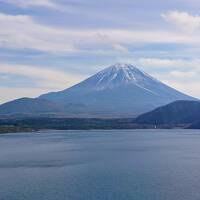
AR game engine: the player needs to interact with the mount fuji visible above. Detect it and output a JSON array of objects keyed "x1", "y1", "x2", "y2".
[{"x1": 0, "y1": 63, "x2": 196, "y2": 117}]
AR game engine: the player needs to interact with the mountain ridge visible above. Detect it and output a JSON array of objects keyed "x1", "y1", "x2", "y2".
[
  {"x1": 0, "y1": 63, "x2": 196, "y2": 118},
  {"x1": 134, "y1": 100, "x2": 200, "y2": 126}
]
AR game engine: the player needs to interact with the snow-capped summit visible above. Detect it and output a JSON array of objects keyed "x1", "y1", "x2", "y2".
[
  {"x1": 38, "y1": 63, "x2": 195, "y2": 117},
  {"x1": 92, "y1": 63, "x2": 160, "y2": 90}
]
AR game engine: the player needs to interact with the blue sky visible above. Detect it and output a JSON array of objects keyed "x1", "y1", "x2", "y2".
[{"x1": 0, "y1": 0, "x2": 200, "y2": 103}]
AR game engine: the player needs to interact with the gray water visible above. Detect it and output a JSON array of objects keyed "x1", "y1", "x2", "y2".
[{"x1": 1, "y1": 129, "x2": 200, "y2": 200}]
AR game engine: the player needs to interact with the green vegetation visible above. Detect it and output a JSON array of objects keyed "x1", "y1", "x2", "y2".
[
  {"x1": 0, "y1": 125, "x2": 35, "y2": 134},
  {"x1": 0, "y1": 117, "x2": 155, "y2": 133},
  {"x1": 0, "y1": 113, "x2": 192, "y2": 134}
]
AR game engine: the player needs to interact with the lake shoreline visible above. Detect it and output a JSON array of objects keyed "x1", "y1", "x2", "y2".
[
  {"x1": 0, "y1": 117, "x2": 191, "y2": 134},
  {"x1": 0, "y1": 126, "x2": 191, "y2": 134}
]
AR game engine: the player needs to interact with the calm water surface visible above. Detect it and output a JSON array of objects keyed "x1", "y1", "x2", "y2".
[{"x1": 1, "y1": 129, "x2": 200, "y2": 200}]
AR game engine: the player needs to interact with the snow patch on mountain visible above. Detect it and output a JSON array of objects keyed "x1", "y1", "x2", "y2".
[{"x1": 89, "y1": 63, "x2": 161, "y2": 92}]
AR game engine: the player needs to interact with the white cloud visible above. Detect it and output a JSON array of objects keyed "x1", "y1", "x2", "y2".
[
  {"x1": 118, "y1": 57, "x2": 200, "y2": 71},
  {"x1": 92, "y1": 29, "x2": 193, "y2": 45},
  {"x1": 162, "y1": 11, "x2": 200, "y2": 32},
  {"x1": 136, "y1": 58, "x2": 198, "y2": 69},
  {"x1": 0, "y1": 0, "x2": 60, "y2": 9},
  {"x1": 0, "y1": 12, "x2": 198, "y2": 54},
  {"x1": 112, "y1": 44, "x2": 129, "y2": 53},
  {"x1": 0, "y1": 86, "x2": 52, "y2": 104},
  {"x1": 0, "y1": 13, "x2": 77, "y2": 53},
  {"x1": 0, "y1": 63, "x2": 85, "y2": 90}
]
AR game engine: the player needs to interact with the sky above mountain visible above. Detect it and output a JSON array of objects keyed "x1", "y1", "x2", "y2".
[{"x1": 0, "y1": 0, "x2": 200, "y2": 103}]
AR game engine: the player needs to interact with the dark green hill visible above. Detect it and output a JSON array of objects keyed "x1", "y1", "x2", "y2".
[
  {"x1": 187, "y1": 121, "x2": 200, "y2": 129},
  {"x1": 134, "y1": 100, "x2": 200, "y2": 126}
]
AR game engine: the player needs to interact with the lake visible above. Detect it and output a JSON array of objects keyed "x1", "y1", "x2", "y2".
[{"x1": 1, "y1": 129, "x2": 200, "y2": 200}]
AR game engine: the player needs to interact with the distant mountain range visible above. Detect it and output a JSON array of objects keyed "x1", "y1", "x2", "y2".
[
  {"x1": 134, "y1": 100, "x2": 200, "y2": 128},
  {"x1": 0, "y1": 63, "x2": 196, "y2": 118}
]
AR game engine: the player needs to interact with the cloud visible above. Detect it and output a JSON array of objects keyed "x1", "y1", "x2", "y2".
[
  {"x1": 162, "y1": 11, "x2": 200, "y2": 32},
  {"x1": 0, "y1": 63, "x2": 85, "y2": 90},
  {"x1": 0, "y1": 0, "x2": 61, "y2": 9},
  {"x1": 118, "y1": 57, "x2": 200, "y2": 71},
  {"x1": 0, "y1": 13, "x2": 77, "y2": 53},
  {"x1": 0, "y1": 86, "x2": 52, "y2": 104},
  {"x1": 0, "y1": 12, "x2": 197, "y2": 54},
  {"x1": 93, "y1": 29, "x2": 193, "y2": 45},
  {"x1": 136, "y1": 58, "x2": 200, "y2": 73},
  {"x1": 112, "y1": 44, "x2": 129, "y2": 53}
]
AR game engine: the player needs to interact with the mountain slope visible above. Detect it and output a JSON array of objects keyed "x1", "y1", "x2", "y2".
[
  {"x1": 0, "y1": 63, "x2": 196, "y2": 117},
  {"x1": 39, "y1": 63, "x2": 195, "y2": 117},
  {"x1": 0, "y1": 98, "x2": 63, "y2": 115},
  {"x1": 134, "y1": 100, "x2": 200, "y2": 125}
]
